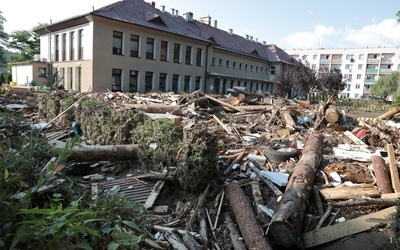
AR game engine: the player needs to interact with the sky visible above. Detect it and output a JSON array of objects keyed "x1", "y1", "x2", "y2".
[{"x1": 2, "y1": 0, "x2": 400, "y2": 50}]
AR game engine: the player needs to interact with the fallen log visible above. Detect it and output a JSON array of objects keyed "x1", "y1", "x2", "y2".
[
  {"x1": 226, "y1": 181, "x2": 273, "y2": 250},
  {"x1": 377, "y1": 106, "x2": 400, "y2": 120},
  {"x1": 324, "y1": 106, "x2": 339, "y2": 123},
  {"x1": 329, "y1": 197, "x2": 399, "y2": 208},
  {"x1": 223, "y1": 212, "x2": 247, "y2": 250},
  {"x1": 121, "y1": 103, "x2": 184, "y2": 115},
  {"x1": 268, "y1": 132, "x2": 324, "y2": 248},
  {"x1": 371, "y1": 155, "x2": 393, "y2": 193},
  {"x1": 69, "y1": 144, "x2": 139, "y2": 161}
]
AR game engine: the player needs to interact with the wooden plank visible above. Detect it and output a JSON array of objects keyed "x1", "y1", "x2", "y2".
[
  {"x1": 144, "y1": 180, "x2": 165, "y2": 209},
  {"x1": 387, "y1": 144, "x2": 400, "y2": 193},
  {"x1": 319, "y1": 185, "x2": 380, "y2": 200},
  {"x1": 302, "y1": 206, "x2": 396, "y2": 248},
  {"x1": 343, "y1": 131, "x2": 368, "y2": 147}
]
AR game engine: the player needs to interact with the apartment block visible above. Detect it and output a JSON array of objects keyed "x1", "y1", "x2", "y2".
[
  {"x1": 31, "y1": 0, "x2": 296, "y2": 94},
  {"x1": 286, "y1": 47, "x2": 400, "y2": 99}
]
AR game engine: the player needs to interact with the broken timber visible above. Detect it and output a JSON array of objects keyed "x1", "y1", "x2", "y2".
[
  {"x1": 226, "y1": 181, "x2": 273, "y2": 250},
  {"x1": 268, "y1": 132, "x2": 324, "y2": 248},
  {"x1": 69, "y1": 144, "x2": 139, "y2": 161},
  {"x1": 371, "y1": 155, "x2": 393, "y2": 194},
  {"x1": 302, "y1": 206, "x2": 396, "y2": 248}
]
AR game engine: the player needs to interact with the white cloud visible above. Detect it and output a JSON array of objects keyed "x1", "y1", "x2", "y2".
[
  {"x1": 281, "y1": 18, "x2": 400, "y2": 49},
  {"x1": 281, "y1": 25, "x2": 339, "y2": 49},
  {"x1": 343, "y1": 18, "x2": 400, "y2": 47}
]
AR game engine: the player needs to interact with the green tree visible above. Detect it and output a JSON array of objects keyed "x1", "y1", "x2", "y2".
[
  {"x1": 7, "y1": 29, "x2": 39, "y2": 62},
  {"x1": 397, "y1": 10, "x2": 400, "y2": 22},
  {"x1": 273, "y1": 62, "x2": 318, "y2": 98},
  {"x1": 7, "y1": 72, "x2": 11, "y2": 83},
  {"x1": 0, "y1": 10, "x2": 8, "y2": 65},
  {"x1": 370, "y1": 71, "x2": 400, "y2": 98},
  {"x1": 317, "y1": 68, "x2": 346, "y2": 96},
  {"x1": 0, "y1": 72, "x2": 4, "y2": 84}
]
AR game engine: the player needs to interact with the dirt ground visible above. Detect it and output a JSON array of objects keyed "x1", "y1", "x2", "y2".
[{"x1": 345, "y1": 109, "x2": 386, "y2": 119}]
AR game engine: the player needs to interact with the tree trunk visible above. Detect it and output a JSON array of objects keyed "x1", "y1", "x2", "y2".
[
  {"x1": 226, "y1": 182, "x2": 273, "y2": 250},
  {"x1": 122, "y1": 103, "x2": 184, "y2": 115},
  {"x1": 69, "y1": 144, "x2": 139, "y2": 161},
  {"x1": 325, "y1": 106, "x2": 339, "y2": 123},
  {"x1": 377, "y1": 106, "x2": 400, "y2": 120},
  {"x1": 371, "y1": 155, "x2": 393, "y2": 193},
  {"x1": 268, "y1": 132, "x2": 324, "y2": 248}
]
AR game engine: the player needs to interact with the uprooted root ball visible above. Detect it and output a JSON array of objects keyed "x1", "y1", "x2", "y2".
[
  {"x1": 175, "y1": 126, "x2": 221, "y2": 193},
  {"x1": 132, "y1": 116, "x2": 183, "y2": 172}
]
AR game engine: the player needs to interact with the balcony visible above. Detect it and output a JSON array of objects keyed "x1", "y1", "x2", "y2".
[
  {"x1": 320, "y1": 59, "x2": 330, "y2": 64},
  {"x1": 365, "y1": 78, "x2": 377, "y2": 83},
  {"x1": 366, "y1": 69, "x2": 378, "y2": 73},
  {"x1": 331, "y1": 59, "x2": 342, "y2": 64},
  {"x1": 379, "y1": 68, "x2": 392, "y2": 74},
  {"x1": 367, "y1": 59, "x2": 379, "y2": 64}
]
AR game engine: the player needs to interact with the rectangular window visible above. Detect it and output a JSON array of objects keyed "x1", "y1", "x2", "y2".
[
  {"x1": 357, "y1": 74, "x2": 362, "y2": 79},
  {"x1": 173, "y1": 43, "x2": 181, "y2": 63},
  {"x1": 233, "y1": 62, "x2": 237, "y2": 69},
  {"x1": 145, "y1": 71, "x2": 153, "y2": 92},
  {"x1": 195, "y1": 76, "x2": 201, "y2": 90},
  {"x1": 245, "y1": 64, "x2": 248, "y2": 71},
  {"x1": 112, "y1": 68, "x2": 122, "y2": 92},
  {"x1": 355, "y1": 84, "x2": 360, "y2": 89},
  {"x1": 78, "y1": 29, "x2": 83, "y2": 60},
  {"x1": 313, "y1": 55, "x2": 317, "y2": 60},
  {"x1": 38, "y1": 67, "x2": 47, "y2": 77},
  {"x1": 196, "y1": 48, "x2": 202, "y2": 66},
  {"x1": 113, "y1": 31, "x2": 123, "y2": 55},
  {"x1": 271, "y1": 66, "x2": 275, "y2": 75},
  {"x1": 62, "y1": 34, "x2": 66, "y2": 61},
  {"x1": 146, "y1": 38, "x2": 155, "y2": 59},
  {"x1": 358, "y1": 64, "x2": 363, "y2": 70},
  {"x1": 359, "y1": 54, "x2": 364, "y2": 60},
  {"x1": 129, "y1": 70, "x2": 138, "y2": 92},
  {"x1": 212, "y1": 57, "x2": 216, "y2": 65},
  {"x1": 219, "y1": 59, "x2": 223, "y2": 66},
  {"x1": 159, "y1": 73, "x2": 167, "y2": 91},
  {"x1": 70, "y1": 31, "x2": 75, "y2": 60},
  {"x1": 55, "y1": 35, "x2": 60, "y2": 61},
  {"x1": 130, "y1": 34, "x2": 139, "y2": 57},
  {"x1": 161, "y1": 40, "x2": 168, "y2": 61},
  {"x1": 239, "y1": 63, "x2": 242, "y2": 70},
  {"x1": 172, "y1": 74, "x2": 179, "y2": 92},
  {"x1": 184, "y1": 75, "x2": 191, "y2": 92},
  {"x1": 185, "y1": 46, "x2": 192, "y2": 65},
  {"x1": 226, "y1": 60, "x2": 230, "y2": 67},
  {"x1": 345, "y1": 64, "x2": 351, "y2": 69},
  {"x1": 346, "y1": 54, "x2": 354, "y2": 60}
]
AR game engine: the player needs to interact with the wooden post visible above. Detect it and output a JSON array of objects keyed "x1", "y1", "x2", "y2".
[
  {"x1": 387, "y1": 144, "x2": 400, "y2": 193},
  {"x1": 371, "y1": 155, "x2": 393, "y2": 194},
  {"x1": 268, "y1": 132, "x2": 324, "y2": 248},
  {"x1": 226, "y1": 181, "x2": 273, "y2": 250},
  {"x1": 377, "y1": 106, "x2": 400, "y2": 120}
]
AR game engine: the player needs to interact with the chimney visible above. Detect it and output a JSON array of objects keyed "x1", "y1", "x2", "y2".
[
  {"x1": 246, "y1": 34, "x2": 249, "y2": 40},
  {"x1": 214, "y1": 20, "x2": 217, "y2": 28},
  {"x1": 150, "y1": 1, "x2": 155, "y2": 7},
  {"x1": 161, "y1": 5, "x2": 165, "y2": 13},
  {"x1": 250, "y1": 36, "x2": 253, "y2": 41},
  {"x1": 171, "y1": 8, "x2": 175, "y2": 15},
  {"x1": 255, "y1": 38, "x2": 258, "y2": 42},
  {"x1": 229, "y1": 29, "x2": 233, "y2": 35},
  {"x1": 263, "y1": 41, "x2": 266, "y2": 46},
  {"x1": 185, "y1": 12, "x2": 193, "y2": 22},
  {"x1": 175, "y1": 10, "x2": 179, "y2": 16}
]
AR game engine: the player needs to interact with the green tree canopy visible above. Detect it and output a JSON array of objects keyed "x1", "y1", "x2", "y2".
[
  {"x1": 370, "y1": 71, "x2": 400, "y2": 98},
  {"x1": 0, "y1": 10, "x2": 8, "y2": 65},
  {"x1": 317, "y1": 68, "x2": 346, "y2": 96},
  {"x1": 397, "y1": 10, "x2": 400, "y2": 22},
  {"x1": 7, "y1": 29, "x2": 39, "y2": 62}
]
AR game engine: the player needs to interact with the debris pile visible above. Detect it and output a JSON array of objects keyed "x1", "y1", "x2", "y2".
[{"x1": 1, "y1": 87, "x2": 400, "y2": 249}]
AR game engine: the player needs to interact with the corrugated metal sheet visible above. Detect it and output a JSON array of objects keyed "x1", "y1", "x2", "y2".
[{"x1": 99, "y1": 177, "x2": 155, "y2": 203}]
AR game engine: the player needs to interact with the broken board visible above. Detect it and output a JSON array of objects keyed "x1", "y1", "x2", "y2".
[{"x1": 302, "y1": 206, "x2": 396, "y2": 248}]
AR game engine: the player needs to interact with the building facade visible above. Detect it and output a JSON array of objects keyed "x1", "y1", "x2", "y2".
[
  {"x1": 33, "y1": 0, "x2": 295, "y2": 94},
  {"x1": 286, "y1": 47, "x2": 400, "y2": 99}
]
